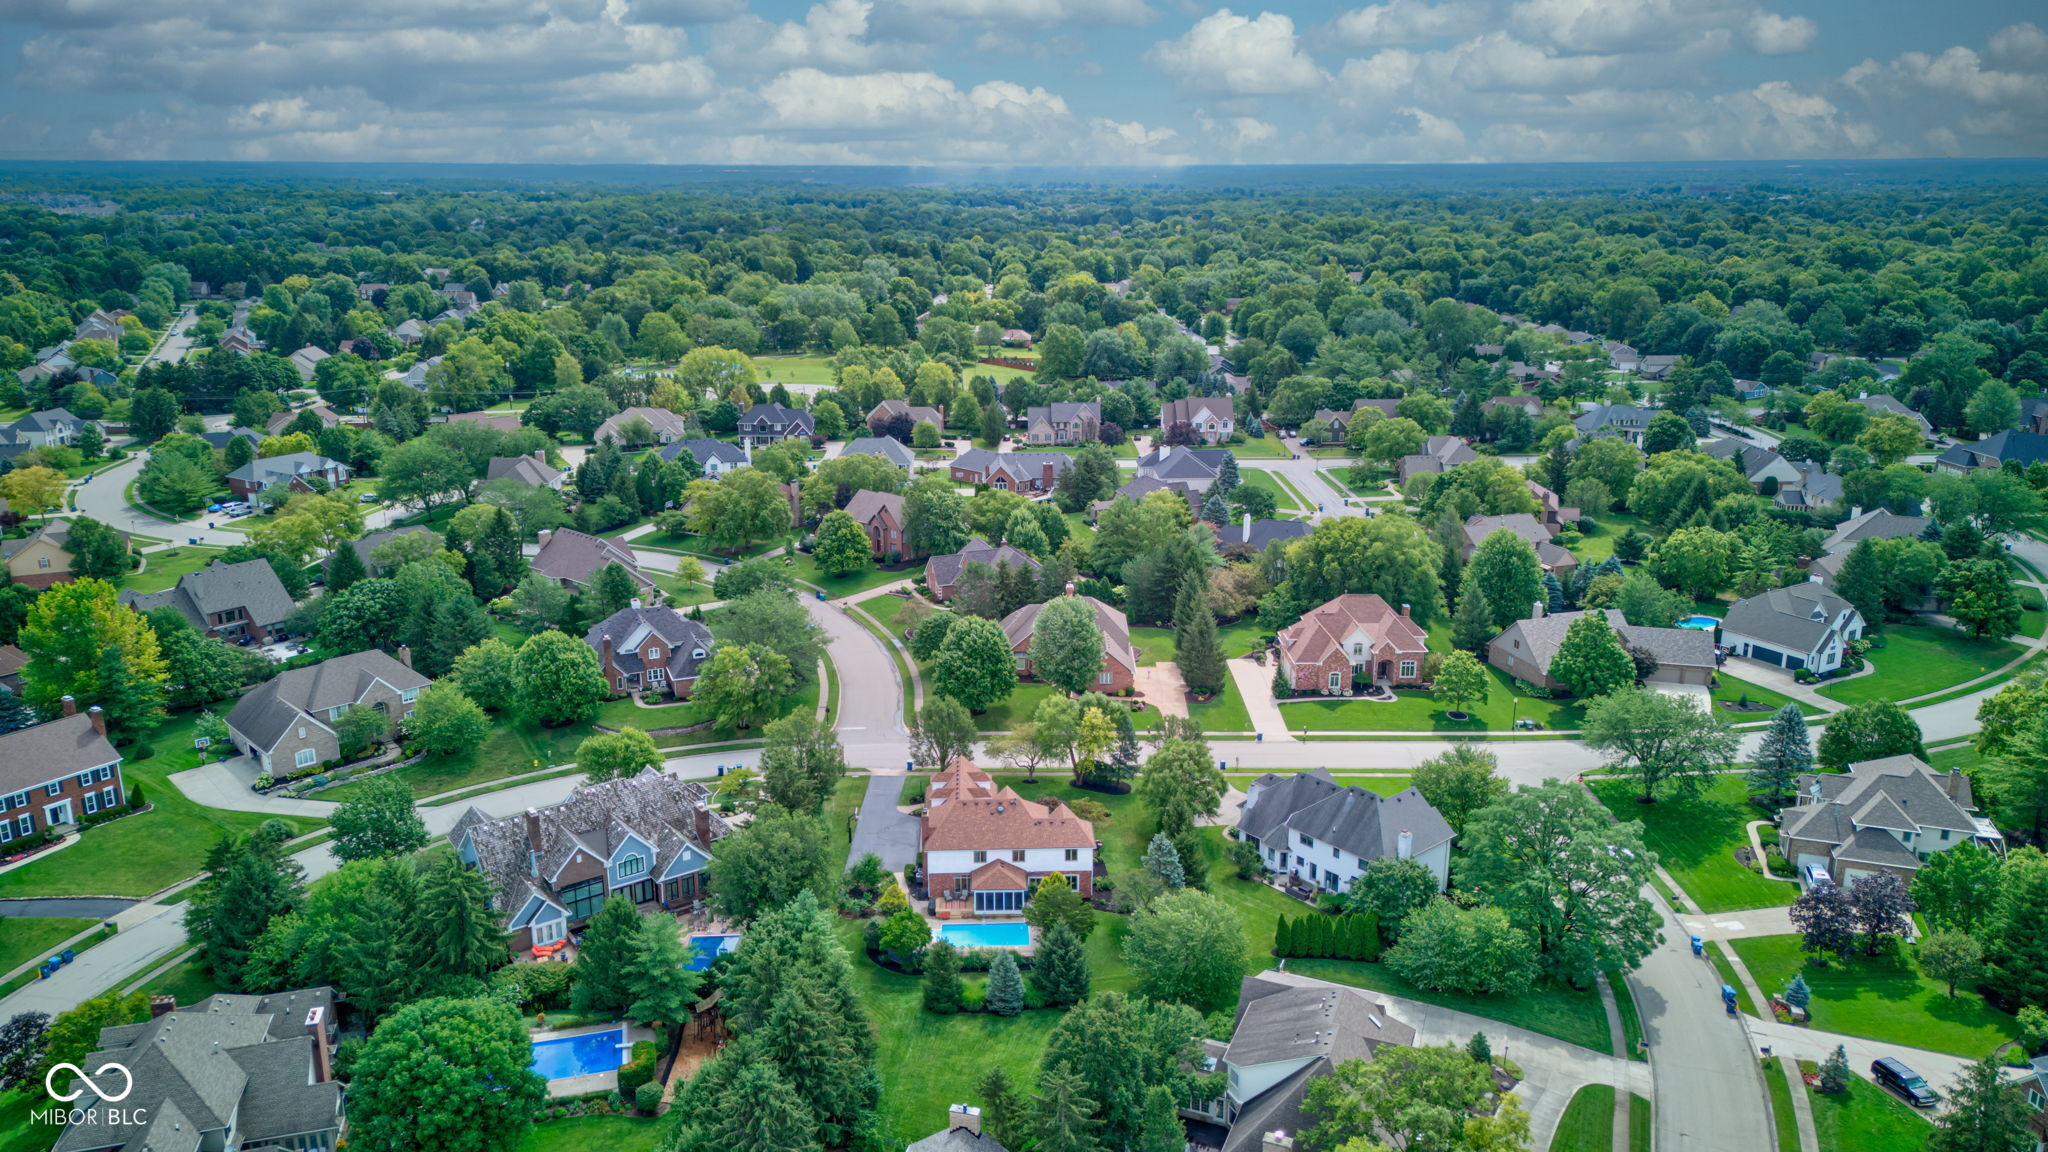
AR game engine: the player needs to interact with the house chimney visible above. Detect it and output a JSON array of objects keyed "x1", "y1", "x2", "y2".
[
  {"x1": 1948, "y1": 767, "x2": 1965, "y2": 801},
  {"x1": 948, "y1": 1105, "x2": 982, "y2": 1135},
  {"x1": 1262, "y1": 1132, "x2": 1295, "y2": 1152},
  {"x1": 1534, "y1": 600, "x2": 1545, "y2": 619},
  {"x1": 524, "y1": 809, "x2": 543, "y2": 853},
  {"x1": 61, "y1": 694, "x2": 76, "y2": 717},
  {"x1": 537, "y1": 529, "x2": 552, "y2": 548},
  {"x1": 602, "y1": 634, "x2": 615, "y2": 670},
  {"x1": 1397, "y1": 830, "x2": 1413, "y2": 859},
  {"x1": 149, "y1": 995, "x2": 177, "y2": 1019},
  {"x1": 306, "y1": 1007, "x2": 331, "y2": 1083},
  {"x1": 1849, "y1": 506, "x2": 1863, "y2": 520},
  {"x1": 397, "y1": 645, "x2": 412, "y2": 669},
  {"x1": 630, "y1": 597, "x2": 642, "y2": 611},
  {"x1": 87, "y1": 706, "x2": 106, "y2": 737},
  {"x1": 1243, "y1": 512, "x2": 1252, "y2": 536},
  {"x1": 692, "y1": 804, "x2": 715, "y2": 850},
  {"x1": 1158, "y1": 444, "x2": 1170, "y2": 461},
  {"x1": 1399, "y1": 603, "x2": 1410, "y2": 618},
  {"x1": 1064, "y1": 582, "x2": 1077, "y2": 597}
]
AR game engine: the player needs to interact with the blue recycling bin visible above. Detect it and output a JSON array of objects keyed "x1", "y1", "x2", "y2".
[
  {"x1": 60, "y1": 949, "x2": 74, "y2": 963},
  {"x1": 1690, "y1": 935, "x2": 1704, "y2": 956}
]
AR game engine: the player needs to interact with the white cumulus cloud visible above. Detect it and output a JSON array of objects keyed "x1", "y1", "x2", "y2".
[{"x1": 1150, "y1": 9, "x2": 1327, "y2": 94}]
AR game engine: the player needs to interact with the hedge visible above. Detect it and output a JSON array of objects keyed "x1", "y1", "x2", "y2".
[{"x1": 1274, "y1": 912, "x2": 1381, "y2": 961}]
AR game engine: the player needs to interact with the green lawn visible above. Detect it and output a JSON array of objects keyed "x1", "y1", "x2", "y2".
[
  {"x1": 1282, "y1": 662, "x2": 1586, "y2": 734},
  {"x1": 1607, "y1": 971, "x2": 1645, "y2": 1061},
  {"x1": 1291, "y1": 958, "x2": 1613, "y2": 1053},
  {"x1": 1760, "y1": 1057, "x2": 1801, "y2": 1152},
  {"x1": 866, "y1": 592, "x2": 922, "y2": 647},
  {"x1": 2019, "y1": 585, "x2": 2044, "y2": 640},
  {"x1": 1817, "y1": 624, "x2": 2026, "y2": 706},
  {"x1": 785, "y1": 552, "x2": 918, "y2": 598},
  {"x1": 1569, "y1": 512, "x2": 1657, "y2": 566},
  {"x1": 1732, "y1": 934, "x2": 2019, "y2": 1058},
  {"x1": 1013, "y1": 440, "x2": 1138, "y2": 459},
  {"x1": 1189, "y1": 677, "x2": 1254, "y2": 734},
  {"x1": 123, "y1": 544, "x2": 227, "y2": 593},
  {"x1": 0, "y1": 715, "x2": 321, "y2": 899},
  {"x1": 1237, "y1": 469, "x2": 1307, "y2": 511},
  {"x1": 648, "y1": 574, "x2": 716, "y2": 606},
  {"x1": 517, "y1": 1116, "x2": 663, "y2": 1152},
  {"x1": 1131, "y1": 621, "x2": 1268, "y2": 666},
  {"x1": 1549, "y1": 1084, "x2": 1616, "y2": 1152},
  {"x1": 1710, "y1": 672, "x2": 1820, "y2": 718},
  {"x1": 1224, "y1": 437, "x2": 1299, "y2": 459},
  {"x1": 1590, "y1": 776, "x2": 1795, "y2": 914},
  {"x1": 315, "y1": 716, "x2": 591, "y2": 803},
  {"x1": 1627, "y1": 1094, "x2": 1650, "y2": 1152},
  {"x1": 124, "y1": 955, "x2": 222, "y2": 1005},
  {"x1": 1706, "y1": 942, "x2": 1758, "y2": 1016},
  {"x1": 749, "y1": 354, "x2": 843, "y2": 386},
  {"x1": 1800, "y1": 1061, "x2": 1934, "y2": 1152},
  {"x1": 0, "y1": 1088, "x2": 59, "y2": 1152},
  {"x1": 0, "y1": 916, "x2": 96, "y2": 975}
]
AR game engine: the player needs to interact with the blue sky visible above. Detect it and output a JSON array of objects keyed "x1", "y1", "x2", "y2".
[{"x1": 0, "y1": 0, "x2": 2040, "y2": 164}]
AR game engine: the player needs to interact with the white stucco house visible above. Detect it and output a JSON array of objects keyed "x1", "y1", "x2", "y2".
[{"x1": 1235, "y1": 767, "x2": 1455, "y2": 894}]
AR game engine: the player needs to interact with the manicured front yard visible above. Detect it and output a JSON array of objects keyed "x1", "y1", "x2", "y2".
[
  {"x1": 1189, "y1": 678, "x2": 1254, "y2": 733},
  {"x1": 1590, "y1": 775, "x2": 1795, "y2": 914},
  {"x1": 0, "y1": 1089, "x2": 57, "y2": 1152},
  {"x1": 785, "y1": 552, "x2": 919, "y2": 598},
  {"x1": 125, "y1": 955, "x2": 222, "y2": 1004},
  {"x1": 1710, "y1": 671, "x2": 1820, "y2": 718},
  {"x1": 1223, "y1": 436, "x2": 1300, "y2": 459},
  {"x1": 1291, "y1": 958, "x2": 1613, "y2": 1053},
  {"x1": 315, "y1": 717, "x2": 591, "y2": 802},
  {"x1": 1549, "y1": 1084, "x2": 1617, "y2": 1152},
  {"x1": 1732, "y1": 933, "x2": 2019, "y2": 1058},
  {"x1": 123, "y1": 544, "x2": 227, "y2": 593},
  {"x1": 0, "y1": 916, "x2": 96, "y2": 975},
  {"x1": 517, "y1": 1116, "x2": 662, "y2": 1152},
  {"x1": 1283, "y1": 662, "x2": 1587, "y2": 733},
  {"x1": 1799, "y1": 1060, "x2": 1935, "y2": 1152},
  {"x1": 1131, "y1": 620, "x2": 1269, "y2": 666},
  {"x1": 1760, "y1": 1057, "x2": 1801, "y2": 1152},
  {"x1": 0, "y1": 715, "x2": 321, "y2": 900},
  {"x1": 1817, "y1": 624, "x2": 2026, "y2": 706},
  {"x1": 1236, "y1": 468, "x2": 1308, "y2": 511},
  {"x1": 1568, "y1": 512, "x2": 1658, "y2": 566}
]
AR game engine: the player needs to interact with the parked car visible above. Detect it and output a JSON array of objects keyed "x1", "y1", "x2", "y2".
[
  {"x1": 1870, "y1": 1058, "x2": 1939, "y2": 1107},
  {"x1": 1802, "y1": 863, "x2": 1833, "y2": 889},
  {"x1": 222, "y1": 502, "x2": 254, "y2": 517},
  {"x1": 206, "y1": 501, "x2": 227, "y2": 513}
]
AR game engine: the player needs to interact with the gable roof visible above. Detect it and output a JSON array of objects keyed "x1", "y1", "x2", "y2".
[
  {"x1": 1161, "y1": 395, "x2": 1234, "y2": 426},
  {"x1": 1783, "y1": 755, "x2": 1982, "y2": 848},
  {"x1": 869, "y1": 398, "x2": 943, "y2": 427},
  {"x1": 530, "y1": 528, "x2": 654, "y2": 590},
  {"x1": 842, "y1": 488, "x2": 906, "y2": 527},
  {"x1": 661, "y1": 438, "x2": 749, "y2": 468},
  {"x1": 738, "y1": 402, "x2": 814, "y2": 433},
  {"x1": 585, "y1": 605, "x2": 715, "y2": 684},
  {"x1": 225, "y1": 649, "x2": 429, "y2": 753},
  {"x1": 1574, "y1": 403, "x2": 1655, "y2": 433},
  {"x1": 0, "y1": 712, "x2": 120, "y2": 794},
  {"x1": 1853, "y1": 392, "x2": 1934, "y2": 432},
  {"x1": 119, "y1": 558, "x2": 295, "y2": 631},
  {"x1": 594, "y1": 406, "x2": 691, "y2": 443},
  {"x1": 1721, "y1": 584, "x2": 1858, "y2": 653},
  {"x1": 954, "y1": 448, "x2": 1070, "y2": 481},
  {"x1": 999, "y1": 595, "x2": 1136, "y2": 673},
  {"x1": 1938, "y1": 430, "x2": 2048, "y2": 470},
  {"x1": 1136, "y1": 445, "x2": 1228, "y2": 481},
  {"x1": 925, "y1": 537, "x2": 1041, "y2": 590},
  {"x1": 922, "y1": 757, "x2": 1096, "y2": 852},
  {"x1": 1822, "y1": 508, "x2": 1931, "y2": 553},
  {"x1": 225, "y1": 452, "x2": 345, "y2": 487},
  {"x1": 1275, "y1": 594, "x2": 1428, "y2": 669},
  {"x1": 1490, "y1": 608, "x2": 1715, "y2": 675},
  {"x1": 840, "y1": 436, "x2": 917, "y2": 469},
  {"x1": 485, "y1": 452, "x2": 563, "y2": 488},
  {"x1": 1215, "y1": 517, "x2": 1310, "y2": 552},
  {"x1": 1215, "y1": 970, "x2": 1417, "y2": 1152}
]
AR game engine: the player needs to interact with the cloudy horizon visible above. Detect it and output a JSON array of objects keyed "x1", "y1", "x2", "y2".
[{"x1": 0, "y1": 0, "x2": 2041, "y2": 166}]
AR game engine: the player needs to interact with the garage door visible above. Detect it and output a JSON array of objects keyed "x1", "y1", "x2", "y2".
[{"x1": 1749, "y1": 645, "x2": 1786, "y2": 667}]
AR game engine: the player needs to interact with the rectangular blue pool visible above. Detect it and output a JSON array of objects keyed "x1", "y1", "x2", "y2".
[
  {"x1": 530, "y1": 1027, "x2": 629, "y2": 1081},
  {"x1": 938, "y1": 921, "x2": 1031, "y2": 949}
]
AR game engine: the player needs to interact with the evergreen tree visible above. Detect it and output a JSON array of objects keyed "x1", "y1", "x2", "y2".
[
  {"x1": 1928, "y1": 1054, "x2": 2033, "y2": 1152},
  {"x1": 1214, "y1": 453, "x2": 1241, "y2": 496},
  {"x1": 585, "y1": 562, "x2": 641, "y2": 623},
  {"x1": 1142, "y1": 833, "x2": 1186, "y2": 889},
  {"x1": 1817, "y1": 1045, "x2": 1851, "y2": 1093},
  {"x1": 922, "y1": 940, "x2": 964, "y2": 1014},
  {"x1": 1174, "y1": 572, "x2": 1227, "y2": 696},
  {"x1": 978, "y1": 1065, "x2": 1026, "y2": 1149},
  {"x1": 1467, "y1": 1031, "x2": 1492, "y2": 1065},
  {"x1": 758, "y1": 982, "x2": 875, "y2": 1149},
  {"x1": 187, "y1": 839, "x2": 303, "y2": 990},
  {"x1": 1275, "y1": 916, "x2": 1294, "y2": 958},
  {"x1": 1030, "y1": 921, "x2": 1091, "y2": 1007},
  {"x1": 415, "y1": 853, "x2": 506, "y2": 981},
  {"x1": 979, "y1": 401, "x2": 1006, "y2": 447},
  {"x1": 325, "y1": 539, "x2": 366, "y2": 593},
  {"x1": 571, "y1": 896, "x2": 642, "y2": 1016},
  {"x1": 1750, "y1": 703, "x2": 1813, "y2": 802},
  {"x1": 0, "y1": 689, "x2": 34, "y2": 734},
  {"x1": 1032, "y1": 1063, "x2": 1102, "y2": 1152},
  {"x1": 1450, "y1": 577, "x2": 1495, "y2": 653},
  {"x1": 1199, "y1": 488, "x2": 1228, "y2": 526},
  {"x1": 626, "y1": 913, "x2": 700, "y2": 1027},
  {"x1": 340, "y1": 863, "x2": 421, "y2": 1024},
  {"x1": 986, "y1": 951, "x2": 1025, "y2": 1017},
  {"x1": 1783, "y1": 973, "x2": 1811, "y2": 1011},
  {"x1": 690, "y1": 1042, "x2": 822, "y2": 1152},
  {"x1": 1134, "y1": 1085, "x2": 1183, "y2": 1152}
]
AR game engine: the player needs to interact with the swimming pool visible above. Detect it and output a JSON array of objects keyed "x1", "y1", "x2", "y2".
[
  {"x1": 938, "y1": 921, "x2": 1031, "y2": 949},
  {"x1": 685, "y1": 933, "x2": 741, "y2": 971},
  {"x1": 530, "y1": 1027, "x2": 629, "y2": 1081},
  {"x1": 1676, "y1": 615, "x2": 1720, "y2": 630}
]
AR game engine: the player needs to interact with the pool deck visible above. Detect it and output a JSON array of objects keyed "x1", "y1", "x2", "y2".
[{"x1": 532, "y1": 1020, "x2": 657, "y2": 1099}]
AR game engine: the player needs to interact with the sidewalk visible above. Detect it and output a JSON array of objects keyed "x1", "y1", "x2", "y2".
[{"x1": 0, "y1": 903, "x2": 187, "y2": 1018}]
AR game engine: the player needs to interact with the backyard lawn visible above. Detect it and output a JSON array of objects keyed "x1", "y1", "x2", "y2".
[
  {"x1": 1799, "y1": 1061, "x2": 1936, "y2": 1152},
  {"x1": 1589, "y1": 776, "x2": 1796, "y2": 914},
  {"x1": 1130, "y1": 620, "x2": 1269, "y2": 666},
  {"x1": 1569, "y1": 512, "x2": 1658, "y2": 565},
  {"x1": 1290, "y1": 957, "x2": 1613, "y2": 1053},
  {"x1": 0, "y1": 714, "x2": 322, "y2": 900},
  {"x1": 1284, "y1": 662, "x2": 1587, "y2": 734},
  {"x1": 123, "y1": 544, "x2": 227, "y2": 593},
  {"x1": 0, "y1": 916, "x2": 95, "y2": 975},
  {"x1": 517, "y1": 1116, "x2": 662, "y2": 1152},
  {"x1": 1732, "y1": 934, "x2": 2020, "y2": 1058},
  {"x1": 1817, "y1": 624, "x2": 2026, "y2": 706}
]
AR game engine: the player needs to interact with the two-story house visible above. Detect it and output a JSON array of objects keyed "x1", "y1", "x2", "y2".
[
  {"x1": 1000, "y1": 593, "x2": 1137, "y2": 693},
  {"x1": 1394, "y1": 435, "x2": 1478, "y2": 485},
  {"x1": 737, "y1": 402, "x2": 815, "y2": 447},
  {"x1": 0, "y1": 699, "x2": 123, "y2": 847},
  {"x1": 1461, "y1": 514, "x2": 1578, "y2": 577},
  {"x1": 920, "y1": 757, "x2": 1095, "y2": 914},
  {"x1": 1780, "y1": 755, "x2": 2004, "y2": 890},
  {"x1": 224, "y1": 648, "x2": 429, "y2": 776},
  {"x1": 121, "y1": 558, "x2": 296, "y2": 644},
  {"x1": 451, "y1": 770, "x2": 728, "y2": 955},
  {"x1": 1135, "y1": 445, "x2": 1230, "y2": 492},
  {"x1": 1274, "y1": 594, "x2": 1430, "y2": 693},
  {"x1": 1022, "y1": 402, "x2": 1099, "y2": 445},
  {"x1": 3, "y1": 518, "x2": 128, "y2": 590},
  {"x1": 51, "y1": 987, "x2": 343, "y2": 1152},
  {"x1": 924, "y1": 538, "x2": 1041, "y2": 601},
  {"x1": 584, "y1": 602, "x2": 715, "y2": 698},
  {"x1": 530, "y1": 528, "x2": 659, "y2": 595},
  {"x1": 1719, "y1": 584, "x2": 1866, "y2": 675},
  {"x1": 841, "y1": 489, "x2": 910, "y2": 559},
  {"x1": 1236, "y1": 767, "x2": 1454, "y2": 893},
  {"x1": 868, "y1": 399, "x2": 945, "y2": 439},
  {"x1": 1183, "y1": 971, "x2": 1416, "y2": 1152},
  {"x1": 1161, "y1": 396, "x2": 1235, "y2": 444},
  {"x1": 8, "y1": 408, "x2": 82, "y2": 448},
  {"x1": 1571, "y1": 403, "x2": 1656, "y2": 446}
]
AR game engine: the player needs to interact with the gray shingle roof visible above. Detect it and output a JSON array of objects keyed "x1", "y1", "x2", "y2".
[
  {"x1": 1490, "y1": 608, "x2": 1715, "y2": 677},
  {"x1": 907, "y1": 1126, "x2": 1009, "y2": 1152},
  {"x1": 925, "y1": 538, "x2": 1040, "y2": 590},
  {"x1": 840, "y1": 437, "x2": 917, "y2": 469},
  {"x1": 1785, "y1": 755, "x2": 1981, "y2": 844},
  {"x1": 661, "y1": 438, "x2": 749, "y2": 468},
  {"x1": 119, "y1": 559, "x2": 296, "y2": 632},
  {"x1": 1136, "y1": 446, "x2": 1228, "y2": 482},
  {"x1": 224, "y1": 452, "x2": 346, "y2": 488},
  {"x1": 485, "y1": 453, "x2": 562, "y2": 487},
  {"x1": 1239, "y1": 768, "x2": 1454, "y2": 862},
  {"x1": 350, "y1": 525, "x2": 437, "y2": 570},
  {"x1": 1938, "y1": 430, "x2": 2048, "y2": 471},
  {"x1": 531, "y1": 528, "x2": 654, "y2": 590},
  {"x1": 0, "y1": 712, "x2": 120, "y2": 795},
  {"x1": 1822, "y1": 508, "x2": 1931, "y2": 553},
  {"x1": 1216, "y1": 971, "x2": 1416, "y2": 1152},
  {"x1": 1721, "y1": 584, "x2": 1857, "y2": 653},
  {"x1": 224, "y1": 649, "x2": 428, "y2": 753},
  {"x1": 1215, "y1": 517, "x2": 1309, "y2": 552},
  {"x1": 584, "y1": 605, "x2": 715, "y2": 684}
]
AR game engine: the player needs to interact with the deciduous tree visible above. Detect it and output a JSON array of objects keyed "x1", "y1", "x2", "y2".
[
  {"x1": 932, "y1": 613, "x2": 1016, "y2": 712},
  {"x1": 1031, "y1": 594, "x2": 1105, "y2": 695},
  {"x1": 576, "y1": 726, "x2": 663, "y2": 783},
  {"x1": 345, "y1": 997, "x2": 545, "y2": 1152},
  {"x1": 1122, "y1": 889, "x2": 1247, "y2": 1009},
  {"x1": 1410, "y1": 745, "x2": 1507, "y2": 833},
  {"x1": 330, "y1": 775, "x2": 428, "y2": 863},
  {"x1": 1582, "y1": 688, "x2": 1739, "y2": 801}
]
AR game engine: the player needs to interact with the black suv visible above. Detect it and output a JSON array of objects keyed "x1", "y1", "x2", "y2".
[{"x1": 1871, "y1": 1057, "x2": 1939, "y2": 1107}]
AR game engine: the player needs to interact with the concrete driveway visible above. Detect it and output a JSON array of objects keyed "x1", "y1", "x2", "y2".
[{"x1": 847, "y1": 773, "x2": 919, "y2": 873}]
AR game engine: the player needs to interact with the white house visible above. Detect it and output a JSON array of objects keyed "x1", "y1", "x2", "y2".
[
  {"x1": 1720, "y1": 584, "x2": 1866, "y2": 675},
  {"x1": 1161, "y1": 396, "x2": 1235, "y2": 444},
  {"x1": 920, "y1": 757, "x2": 1096, "y2": 914},
  {"x1": 1236, "y1": 767, "x2": 1454, "y2": 893}
]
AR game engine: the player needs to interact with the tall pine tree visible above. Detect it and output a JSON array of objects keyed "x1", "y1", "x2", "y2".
[
  {"x1": 325, "y1": 539, "x2": 366, "y2": 593},
  {"x1": 1749, "y1": 703, "x2": 1813, "y2": 803},
  {"x1": 571, "y1": 896, "x2": 643, "y2": 1015},
  {"x1": 1450, "y1": 577, "x2": 1495, "y2": 653},
  {"x1": 1173, "y1": 571, "x2": 1226, "y2": 697},
  {"x1": 625, "y1": 913, "x2": 700, "y2": 1028},
  {"x1": 1030, "y1": 921, "x2": 1091, "y2": 1006},
  {"x1": 986, "y1": 950, "x2": 1025, "y2": 1017}
]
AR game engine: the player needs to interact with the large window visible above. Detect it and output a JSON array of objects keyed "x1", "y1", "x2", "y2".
[
  {"x1": 295, "y1": 748, "x2": 318, "y2": 770},
  {"x1": 559, "y1": 877, "x2": 606, "y2": 921},
  {"x1": 621, "y1": 879, "x2": 656, "y2": 904},
  {"x1": 617, "y1": 853, "x2": 646, "y2": 878},
  {"x1": 532, "y1": 918, "x2": 565, "y2": 946},
  {"x1": 974, "y1": 890, "x2": 1024, "y2": 913}
]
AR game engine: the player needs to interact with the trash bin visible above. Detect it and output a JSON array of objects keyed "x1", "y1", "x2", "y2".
[{"x1": 1690, "y1": 935, "x2": 1704, "y2": 956}]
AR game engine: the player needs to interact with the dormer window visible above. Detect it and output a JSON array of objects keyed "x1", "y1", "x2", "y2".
[{"x1": 691, "y1": 648, "x2": 707, "y2": 660}]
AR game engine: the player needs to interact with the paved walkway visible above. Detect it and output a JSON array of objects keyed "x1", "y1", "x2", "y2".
[
  {"x1": 1226, "y1": 656, "x2": 1291, "y2": 740},
  {"x1": 0, "y1": 902, "x2": 189, "y2": 1019},
  {"x1": 1595, "y1": 973, "x2": 1632, "y2": 1151}
]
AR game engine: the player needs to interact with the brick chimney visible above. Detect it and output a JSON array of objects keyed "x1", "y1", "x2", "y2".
[
  {"x1": 948, "y1": 1104, "x2": 982, "y2": 1135},
  {"x1": 692, "y1": 803, "x2": 716, "y2": 850},
  {"x1": 1262, "y1": 1132, "x2": 1295, "y2": 1152},
  {"x1": 305, "y1": 1006, "x2": 331, "y2": 1083},
  {"x1": 87, "y1": 706, "x2": 106, "y2": 737},
  {"x1": 149, "y1": 995, "x2": 177, "y2": 1019},
  {"x1": 1399, "y1": 603, "x2": 1411, "y2": 618},
  {"x1": 601, "y1": 633, "x2": 615, "y2": 674},
  {"x1": 524, "y1": 808, "x2": 543, "y2": 852},
  {"x1": 60, "y1": 694, "x2": 76, "y2": 717},
  {"x1": 397, "y1": 645, "x2": 412, "y2": 669}
]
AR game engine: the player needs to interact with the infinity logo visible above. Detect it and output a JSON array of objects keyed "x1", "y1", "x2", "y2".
[{"x1": 44, "y1": 1062, "x2": 134, "y2": 1103}]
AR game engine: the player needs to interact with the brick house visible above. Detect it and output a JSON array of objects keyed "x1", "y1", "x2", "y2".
[
  {"x1": 224, "y1": 649, "x2": 429, "y2": 776},
  {"x1": 1779, "y1": 755, "x2": 2003, "y2": 890},
  {"x1": 3, "y1": 518, "x2": 128, "y2": 589},
  {"x1": 225, "y1": 452, "x2": 351, "y2": 499},
  {"x1": 450, "y1": 770, "x2": 729, "y2": 955},
  {"x1": 920, "y1": 757, "x2": 1095, "y2": 914},
  {"x1": 950, "y1": 449, "x2": 1069, "y2": 493},
  {"x1": 0, "y1": 699, "x2": 123, "y2": 846},
  {"x1": 1488, "y1": 608, "x2": 1715, "y2": 692},
  {"x1": 585, "y1": 603, "x2": 715, "y2": 698},
  {"x1": 1525, "y1": 479, "x2": 1580, "y2": 532},
  {"x1": 1160, "y1": 396, "x2": 1234, "y2": 444},
  {"x1": 999, "y1": 594, "x2": 1136, "y2": 692},
  {"x1": 264, "y1": 402, "x2": 340, "y2": 437},
  {"x1": 924, "y1": 538, "x2": 1040, "y2": 601},
  {"x1": 120, "y1": 558, "x2": 296, "y2": 644},
  {"x1": 839, "y1": 489, "x2": 909, "y2": 558},
  {"x1": 868, "y1": 399, "x2": 944, "y2": 437},
  {"x1": 1022, "y1": 402, "x2": 1099, "y2": 445},
  {"x1": 1276, "y1": 594, "x2": 1430, "y2": 693}
]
